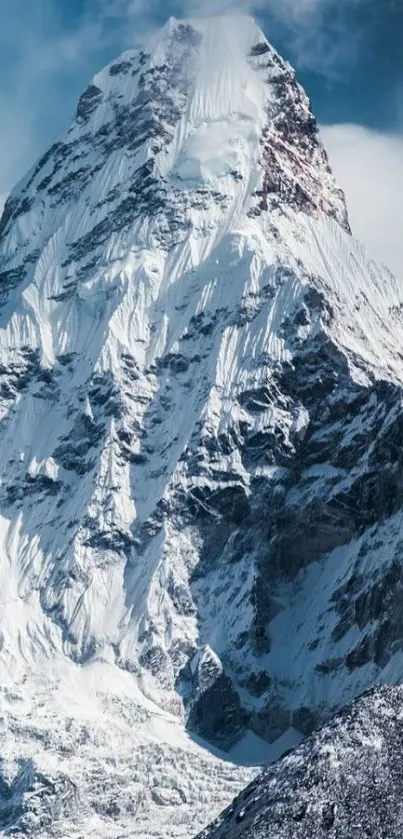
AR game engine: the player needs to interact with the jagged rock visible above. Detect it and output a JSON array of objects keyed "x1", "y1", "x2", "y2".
[{"x1": 195, "y1": 686, "x2": 403, "y2": 839}]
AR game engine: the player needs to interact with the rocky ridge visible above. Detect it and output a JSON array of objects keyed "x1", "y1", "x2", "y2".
[{"x1": 196, "y1": 685, "x2": 403, "y2": 839}]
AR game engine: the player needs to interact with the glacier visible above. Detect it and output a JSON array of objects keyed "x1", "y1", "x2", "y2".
[{"x1": 1, "y1": 13, "x2": 403, "y2": 838}]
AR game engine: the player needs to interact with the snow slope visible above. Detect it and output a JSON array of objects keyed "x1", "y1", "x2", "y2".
[{"x1": 1, "y1": 13, "x2": 403, "y2": 837}]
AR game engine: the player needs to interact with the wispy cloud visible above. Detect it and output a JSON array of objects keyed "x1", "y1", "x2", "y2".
[
  {"x1": 112, "y1": 0, "x2": 371, "y2": 73},
  {"x1": 323, "y1": 123, "x2": 403, "y2": 278},
  {"x1": 260, "y1": 0, "x2": 371, "y2": 76}
]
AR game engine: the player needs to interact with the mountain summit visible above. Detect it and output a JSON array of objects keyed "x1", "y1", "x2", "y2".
[{"x1": 1, "y1": 14, "x2": 403, "y2": 838}]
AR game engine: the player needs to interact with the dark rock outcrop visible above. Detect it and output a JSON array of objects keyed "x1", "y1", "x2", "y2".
[{"x1": 196, "y1": 686, "x2": 403, "y2": 839}]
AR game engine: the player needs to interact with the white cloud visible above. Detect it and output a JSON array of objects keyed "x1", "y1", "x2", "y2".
[
  {"x1": 322, "y1": 124, "x2": 403, "y2": 278},
  {"x1": 260, "y1": 0, "x2": 360, "y2": 22}
]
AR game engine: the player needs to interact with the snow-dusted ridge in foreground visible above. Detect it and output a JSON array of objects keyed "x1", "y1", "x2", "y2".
[
  {"x1": 196, "y1": 685, "x2": 403, "y2": 839},
  {"x1": 1, "y1": 13, "x2": 403, "y2": 837}
]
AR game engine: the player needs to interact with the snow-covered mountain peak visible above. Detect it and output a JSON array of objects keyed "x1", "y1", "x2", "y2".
[
  {"x1": 145, "y1": 14, "x2": 263, "y2": 61},
  {"x1": 90, "y1": 13, "x2": 348, "y2": 231},
  {"x1": 1, "y1": 13, "x2": 349, "y2": 278},
  {"x1": 0, "y1": 16, "x2": 403, "y2": 839}
]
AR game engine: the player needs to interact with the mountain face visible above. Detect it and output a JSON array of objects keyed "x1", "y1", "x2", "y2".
[
  {"x1": 196, "y1": 686, "x2": 403, "y2": 839},
  {"x1": 1, "y1": 13, "x2": 403, "y2": 838}
]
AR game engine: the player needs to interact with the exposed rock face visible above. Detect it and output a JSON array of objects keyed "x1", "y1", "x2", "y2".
[
  {"x1": 196, "y1": 686, "x2": 403, "y2": 839},
  {"x1": 0, "y1": 12, "x2": 403, "y2": 838}
]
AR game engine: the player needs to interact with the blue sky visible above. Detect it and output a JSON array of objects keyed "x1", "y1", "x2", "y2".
[{"x1": 1, "y1": 0, "x2": 403, "y2": 273}]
